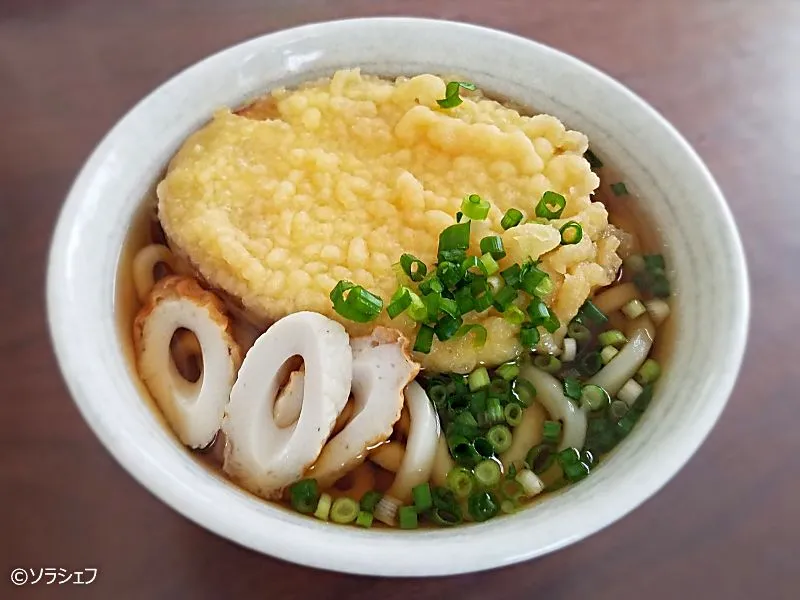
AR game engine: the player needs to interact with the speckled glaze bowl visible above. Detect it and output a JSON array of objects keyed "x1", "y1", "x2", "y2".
[{"x1": 47, "y1": 18, "x2": 749, "y2": 576}]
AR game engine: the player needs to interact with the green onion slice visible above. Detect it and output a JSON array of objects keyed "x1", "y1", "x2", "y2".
[
  {"x1": 559, "y1": 221, "x2": 583, "y2": 245},
  {"x1": 580, "y1": 384, "x2": 610, "y2": 411},
  {"x1": 474, "y1": 459, "x2": 502, "y2": 488},
  {"x1": 487, "y1": 424, "x2": 513, "y2": 453},
  {"x1": 501, "y1": 208, "x2": 524, "y2": 230},
  {"x1": 611, "y1": 182, "x2": 629, "y2": 196},
  {"x1": 436, "y1": 81, "x2": 477, "y2": 108},
  {"x1": 387, "y1": 286, "x2": 412, "y2": 319},
  {"x1": 413, "y1": 325, "x2": 435, "y2": 354},
  {"x1": 503, "y1": 305, "x2": 526, "y2": 325},
  {"x1": 562, "y1": 376, "x2": 583, "y2": 401},
  {"x1": 520, "y1": 323, "x2": 540, "y2": 349},
  {"x1": 453, "y1": 323, "x2": 487, "y2": 348},
  {"x1": 399, "y1": 253, "x2": 427, "y2": 282},
  {"x1": 461, "y1": 193, "x2": 490, "y2": 220},
  {"x1": 289, "y1": 478, "x2": 320, "y2": 514},
  {"x1": 535, "y1": 191, "x2": 567, "y2": 219},
  {"x1": 468, "y1": 491, "x2": 500, "y2": 522},
  {"x1": 479, "y1": 235, "x2": 506, "y2": 259},
  {"x1": 330, "y1": 280, "x2": 383, "y2": 323}
]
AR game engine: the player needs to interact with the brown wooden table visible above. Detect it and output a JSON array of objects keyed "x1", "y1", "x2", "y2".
[{"x1": 1, "y1": 1, "x2": 797, "y2": 598}]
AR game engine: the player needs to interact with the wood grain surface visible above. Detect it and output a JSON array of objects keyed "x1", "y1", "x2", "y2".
[{"x1": 1, "y1": 1, "x2": 798, "y2": 598}]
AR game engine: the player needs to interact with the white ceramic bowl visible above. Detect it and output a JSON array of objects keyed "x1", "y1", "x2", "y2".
[{"x1": 47, "y1": 18, "x2": 749, "y2": 576}]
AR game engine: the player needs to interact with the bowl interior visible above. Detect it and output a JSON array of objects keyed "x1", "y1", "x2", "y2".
[{"x1": 47, "y1": 18, "x2": 748, "y2": 576}]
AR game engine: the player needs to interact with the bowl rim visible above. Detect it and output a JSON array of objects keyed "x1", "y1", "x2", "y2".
[{"x1": 47, "y1": 16, "x2": 750, "y2": 576}]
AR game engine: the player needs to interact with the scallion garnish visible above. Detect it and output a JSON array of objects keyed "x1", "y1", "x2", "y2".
[
  {"x1": 611, "y1": 182, "x2": 629, "y2": 196},
  {"x1": 474, "y1": 459, "x2": 502, "y2": 487},
  {"x1": 468, "y1": 491, "x2": 500, "y2": 522},
  {"x1": 533, "y1": 354, "x2": 561, "y2": 373},
  {"x1": 597, "y1": 329, "x2": 627, "y2": 347},
  {"x1": 535, "y1": 191, "x2": 567, "y2": 219},
  {"x1": 495, "y1": 363, "x2": 520, "y2": 381},
  {"x1": 387, "y1": 286, "x2": 412, "y2": 319},
  {"x1": 503, "y1": 305, "x2": 525, "y2": 325},
  {"x1": 580, "y1": 384, "x2": 610, "y2": 411},
  {"x1": 562, "y1": 376, "x2": 583, "y2": 401},
  {"x1": 461, "y1": 193, "x2": 490, "y2": 220},
  {"x1": 542, "y1": 420, "x2": 562, "y2": 444},
  {"x1": 501, "y1": 208, "x2": 524, "y2": 230},
  {"x1": 436, "y1": 81, "x2": 477, "y2": 109},
  {"x1": 330, "y1": 497, "x2": 359, "y2": 524},
  {"x1": 434, "y1": 314, "x2": 463, "y2": 341},
  {"x1": 479, "y1": 235, "x2": 506, "y2": 259},
  {"x1": 486, "y1": 424, "x2": 513, "y2": 453},
  {"x1": 579, "y1": 299, "x2": 608, "y2": 325},
  {"x1": 513, "y1": 377, "x2": 537, "y2": 406},
  {"x1": 468, "y1": 367, "x2": 491, "y2": 392},
  {"x1": 398, "y1": 505, "x2": 419, "y2": 529},
  {"x1": 492, "y1": 285, "x2": 518, "y2": 312},
  {"x1": 412, "y1": 482, "x2": 433, "y2": 512},
  {"x1": 289, "y1": 478, "x2": 320, "y2": 514},
  {"x1": 360, "y1": 490, "x2": 383, "y2": 513},
  {"x1": 478, "y1": 253, "x2": 499, "y2": 276},
  {"x1": 454, "y1": 323, "x2": 488, "y2": 348},
  {"x1": 500, "y1": 263, "x2": 522, "y2": 288},
  {"x1": 559, "y1": 221, "x2": 583, "y2": 245},
  {"x1": 519, "y1": 323, "x2": 540, "y2": 349},
  {"x1": 525, "y1": 444, "x2": 554, "y2": 474},
  {"x1": 584, "y1": 149, "x2": 604, "y2": 169},
  {"x1": 399, "y1": 253, "x2": 427, "y2": 282},
  {"x1": 438, "y1": 221, "x2": 471, "y2": 263},
  {"x1": 446, "y1": 467, "x2": 475, "y2": 498},
  {"x1": 503, "y1": 403, "x2": 523, "y2": 427},
  {"x1": 413, "y1": 324, "x2": 435, "y2": 354},
  {"x1": 330, "y1": 280, "x2": 384, "y2": 323},
  {"x1": 436, "y1": 261, "x2": 462, "y2": 289}
]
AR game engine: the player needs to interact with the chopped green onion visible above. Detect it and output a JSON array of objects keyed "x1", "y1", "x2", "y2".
[
  {"x1": 557, "y1": 446, "x2": 581, "y2": 466},
  {"x1": 474, "y1": 459, "x2": 502, "y2": 487},
  {"x1": 468, "y1": 367, "x2": 490, "y2": 392},
  {"x1": 449, "y1": 436, "x2": 480, "y2": 466},
  {"x1": 580, "y1": 384, "x2": 610, "y2": 411},
  {"x1": 398, "y1": 505, "x2": 419, "y2": 529},
  {"x1": 563, "y1": 461, "x2": 591, "y2": 482},
  {"x1": 469, "y1": 390, "x2": 487, "y2": 417},
  {"x1": 454, "y1": 285, "x2": 475, "y2": 314},
  {"x1": 468, "y1": 491, "x2": 500, "y2": 522},
  {"x1": 492, "y1": 285, "x2": 518, "y2": 312},
  {"x1": 527, "y1": 299, "x2": 559, "y2": 332},
  {"x1": 360, "y1": 490, "x2": 383, "y2": 513},
  {"x1": 428, "y1": 384, "x2": 448, "y2": 408},
  {"x1": 495, "y1": 362, "x2": 520, "y2": 381},
  {"x1": 624, "y1": 254, "x2": 646, "y2": 273},
  {"x1": 533, "y1": 354, "x2": 561, "y2": 373},
  {"x1": 500, "y1": 263, "x2": 522, "y2": 288},
  {"x1": 600, "y1": 345, "x2": 620, "y2": 364},
  {"x1": 504, "y1": 403, "x2": 523, "y2": 427},
  {"x1": 542, "y1": 420, "x2": 562, "y2": 444},
  {"x1": 487, "y1": 424, "x2": 513, "y2": 453},
  {"x1": 567, "y1": 320, "x2": 591, "y2": 342},
  {"x1": 356, "y1": 510, "x2": 374, "y2": 528},
  {"x1": 609, "y1": 399, "x2": 629, "y2": 421},
  {"x1": 314, "y1": 492, "x2": 333, "y2": 521},
  {"x1": 480, "y1": 235, "x2": 506, "y2": 259},
  {"x1": 582, "y1": 449, "x2": 596, "y2": 468},
  {"x1": 622, "y1": 298, "x2": 647, "y2": 319},
  {"x1": 611, "y1": 182, "x2": 629, "y2": 196},
  {"x1": 412, "y1": 482, "x2": 433, "y2": 512},
  {"x1": 562, "y1": 337, "x2": 577, "y2": 362},
  {"x1": 434, "y1": 314, "x2": 463, "y2": 341},
  {"x1": 500, "y1": 478, "x2": 524, "y2": 500},
  {"x1": 535, "y1": 191, "x2": 567, "y2": 219},
  {"x1": 473, "y1": 289, "x2": 493, "y2": 312},
  {"x1": 644, "y1": 254, "x2": 666, "y2": 270},
  {"x1": 330, "y1": 497, "x2": 359, "y2": 524},
  {"x1": 446, "y1": 467, "x2": 475, "y2": 498},
  {"x1": 513, "y1": 378, "x2": 537, "y2": 406},
  {"x1": 534, "y1": 276, "x2": 554, "y2": 298},
  {"x1": 461, "y1": 193, "x2": 491, "y2": 220},
  {"x1": 504, "y1": 305, "x2": 526, "y2": 325},
  {"x1": 437, "y1": 81, "x2": 477, "y2": 109},
  {"x1": 501, "y1": 208, "x2": 524, "y2": 230},
  {"x1": 400, "y1": 253, "x2": 427, "y2": 282},
  {"x1": 598, "y1": 329, "x2": 628, "y2": 347},
  {"x1": 483, "y1": 397, "x2": 504, "y2": 427},
  {"x1": 479, "y1": 253, "x2": 499, "y2": 276},
  {"x1": 330, "y1": 280, "x2": 383, "y2": 323},
  {"x1": 519, "y1": 323, "x2": 540, "y2": 349},
  {"x1": 526, "y1": 443, "x2": 555, "y2": 474},
  {"x1": 519, "y1": 265, "x2": 548, "y2": 295},
  {"x1": 584, "y1": 149, "x2": 603, "y2": 169},
  {"x1": 489, "y1": 378, "x2": 511, "y2": 397},
  {"x1": 562, "y1": 377, "x2": 583, "y2": 401},
  {"x1": 618, "y1": 378, "x2": 644, "y2": 407},
  {"x1": 438, "y1": 221, "x2": 471, "y2": 263},
  {"x1": 559, "y1": 221, "x2": 583, "y2": 245},
  {"x1": 616, "y1": 410, "x2": 641, "y2": 438},
  {"x1": 473, "y1": 437, "x2": 495, "y2": 458},
  {"x1": 635, "y1": 358, "x2": 661, "y2": 385},
  {"x1": 387, "y1": 286, "x2": 413, "y2": 319},
  {"x1": 439, "y1": 297, "x2": 459, "y2": 319},
  {"x1": 413, "y1": 324, "x2": 435, "y2": 354},
  {"x1": 431, "y1": 486, "x2": 459, "y2": 512},
  {"x1": 430, "y1": 507, "x2": 463, "y2": 526},
  {"x1": 454, "y1": 323, "x2": 488, "y2": 348},
  {"x1": 407, "y1": 291, "x2": 427, "y2": 321},
  {"x1": 436, "y1": 261, "x2": 463, "y2": 289},
  {"x1": 578, "y1": 351, "x2": 603, "y2": 376},
  {"x1": 580, "y1": 300, "x2": 608, "y2": 325},
  {"x1": 289, "y1": 478, "x2": 320, "y2": 514}
]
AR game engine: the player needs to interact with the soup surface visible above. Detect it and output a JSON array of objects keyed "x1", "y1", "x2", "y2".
[{"x1": 120, "y1": 70, "x2": 673, "y2": 528}]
